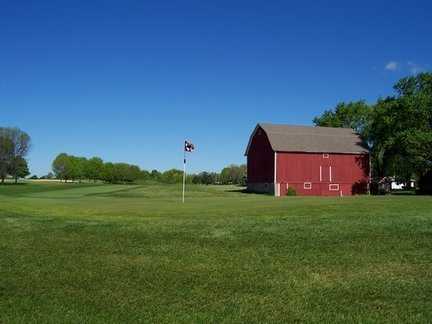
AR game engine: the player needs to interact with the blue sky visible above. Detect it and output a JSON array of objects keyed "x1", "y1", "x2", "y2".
[{"x1": 1, "y1": 0, "x2": 431, "y2": 176}]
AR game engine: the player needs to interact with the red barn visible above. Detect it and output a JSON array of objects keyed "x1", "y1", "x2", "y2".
[{"x1": 245, "y1": 123, "x2": 370, "y2": 196}]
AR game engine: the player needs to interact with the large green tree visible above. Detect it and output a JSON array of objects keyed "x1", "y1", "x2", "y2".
[
  {"x1": 314, "y1": 73, "x2": 432, "y2": 189},
  {"x1": 0, "y1": 127, "x2": 31, "y2": 183},
  {"x1": 0, "y1": 130, "x2": 13, "y2": 183},
  {"x1": 8, "y1": 127, "x2": 31, "y2": 160},
  {"x1": 8, "y1": 157, "x2": 30, "y2": 183},
  {"x1": 313, "y1": 101, "x2": 372, "y2": 135},
  {"x1": 52, "y1": 153, "x2": 73, "y2": 182},
  {"x1": 388, "y1": 73, "x2": 432, "y2": 183}
]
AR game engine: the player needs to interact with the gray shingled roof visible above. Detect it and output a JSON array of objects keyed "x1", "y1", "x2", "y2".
[{"x1": 245, "y1": 123, "x2": 368, "y2": 155}]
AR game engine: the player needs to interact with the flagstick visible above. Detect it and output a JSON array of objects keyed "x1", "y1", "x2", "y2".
[{"x1": 182, "y1": 149, "x2": 186, "y2": 203}]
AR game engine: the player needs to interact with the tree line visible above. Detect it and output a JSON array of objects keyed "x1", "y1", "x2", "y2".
[
  {"x1": 190, "y1": 164, "x2": 246, "y2": 185},
  {"x1": 0, "y1": 127, "x2": 31, "y2": 183},
  {"x1": 51, "y1": 153, "x2": 246, "y2": 185},
  {"x1": 52, "y1": 153, "x2": 143, "y2": 183},
  {"x1": 313, "y1": 72, "x2": 432, "y2": 193}
]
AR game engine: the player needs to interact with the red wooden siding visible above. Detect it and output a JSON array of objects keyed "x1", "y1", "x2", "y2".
[
  {"x1": 247, "y1": 128, "x2": 274, "y2": 183},
  {"x1": 276, "y1": 152, "x2": 369, "y2": 196}
]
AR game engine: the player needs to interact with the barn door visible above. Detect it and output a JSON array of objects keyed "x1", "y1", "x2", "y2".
[
  {"x1": 321, "y1": 166, "x2": 329, "y2": 182},
  {"x1": 320, "y1": 166, "x2": 334, "y2": 182}
]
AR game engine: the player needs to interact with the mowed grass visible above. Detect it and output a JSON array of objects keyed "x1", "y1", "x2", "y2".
[{"x1": 0, "y1": 183, "x2": 431, "y2": 323}]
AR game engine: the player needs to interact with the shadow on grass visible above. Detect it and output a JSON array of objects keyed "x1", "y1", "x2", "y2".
[{"x1": 223, "y1": 187, "x2": 274, "y2": 196}]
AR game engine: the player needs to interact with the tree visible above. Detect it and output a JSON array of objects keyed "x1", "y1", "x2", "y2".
[
  {"x1": 394, "y1": 72, "x2": 432, "y2": 97},
  {"x1": 150, "y1": 169, "x2": 161, "y2": 181},
  {"x1": 113, "y1": 163, "x2": 138, "y2": 183},
  {"x1": 0, "y1": 127, "x2": 31, "y2": 184},
  {"x1": 191, "y1": 172, "x2": 216, "y2": 185},
  {"x1": 46, "y1": 172, "x2": 54, "y2": 179},
  {"x1": 70, "y1": 156, "x2": 87, "y2": 182},
  {"x1": 367, "y1": 97, "x2": 399, "y2": 179},
  {"x1": 199, "y1": 172, "x2": 217, "y2": 185},
  {"x1": 8, "y1": 128, "x2": 31, "y2": 160},
  {"x1": 161, "y1": 169, "x2": 183, "y2": 183},
  {"x1": 313, "y1": 73, "x2": 432, "y2": 192},
  {"x1": 101, "y1": 162, "x2": 115, "y2": 183},
  {"x1": 220, "y1": 164, "x2": 246, "y2": 185},
  {"x1": 369, "y1": 74, "x2": 432, "y2": 184},
  {"x1": 39, "y1": 172, "x2": 54, "y2": 179},
  {"x1": 0, "y1": 129, "x2": 13, "y2": 183},
  {"x1": 139, "y1": 170, "x2": 151, "y2": 180},
  {"x1": 52, "y1": 153, "x2": 73, "y2": 182},
  {"x1": 418, "y1": 170, "x2": 432, "y2": 194},
  {"x1": 84, "y1": 157, "x2": 104, "y2": 182},
  {"x1": 313, "y1": 101, "x2": 372, "y2": 136},
  {"x1": 8, "y1": 157, "x2": 30, "y2": 183},
  {"x1": 127, "y1": 165, "x2": 141, "y2": 182}
]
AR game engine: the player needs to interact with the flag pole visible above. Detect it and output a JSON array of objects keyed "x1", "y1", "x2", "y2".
[{"x1": 182, "y1": 147, "x2": 186, "y2": 203}]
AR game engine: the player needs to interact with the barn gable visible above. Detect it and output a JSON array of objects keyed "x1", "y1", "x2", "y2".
[{"x1": 247, "y1": 126, "x2": 274, "y2": 185}]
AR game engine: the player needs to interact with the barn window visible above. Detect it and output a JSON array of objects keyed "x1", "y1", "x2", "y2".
[
  {"x1": 323, "y1": 153, "x2": 329, "y2": 158},
  {"x1": 329, "y1": 184, "x2": 339, "y2": 191},
  {"x1": 304, "y1": 182, "x2": 312, "y2": 190}
]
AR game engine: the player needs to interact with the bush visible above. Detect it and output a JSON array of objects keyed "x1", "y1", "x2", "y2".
[
  {"x1": 286, "y1": 187, "x2": 297, "y2": 196},
  {"x1": 370, "y1": 180, "x2": 389, "y2": 195},
  {"x1": 417, "y1": 171, "x2": 432, "y2": 195}
]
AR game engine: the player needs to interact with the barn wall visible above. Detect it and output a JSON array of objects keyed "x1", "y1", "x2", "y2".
[
  {"x1": 247, "y1": 127, "x2": 274, "y2": 193},
  {"x1": 276, "y1": 152, "x2": 369, "y2": 196}
]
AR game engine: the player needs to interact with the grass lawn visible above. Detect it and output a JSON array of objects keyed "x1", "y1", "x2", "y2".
[{"x1": 1, "y1": 182, "x2": 431, "y2": 323}]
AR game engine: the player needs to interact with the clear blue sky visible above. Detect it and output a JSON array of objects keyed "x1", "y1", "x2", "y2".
[{"x1": 1, "y1": 0, "x2": 431, "y2": 176}]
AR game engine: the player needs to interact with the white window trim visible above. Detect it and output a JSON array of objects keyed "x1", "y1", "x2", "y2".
[
  {"x1": 329, "y1": 184, "x2": 339, "y2": 191},
  {"x1": 329, "y1": 166, "x2": 332, "y2": 182},
  {"x1": 323, "y1": 153, "x2": 329, "y2": 158},
  {"x1": 319, "y1": 166, "x2": 322, "y2": 182},
  {"x1": 304, "y1": 182, "x2": 312, "y2": 190}
]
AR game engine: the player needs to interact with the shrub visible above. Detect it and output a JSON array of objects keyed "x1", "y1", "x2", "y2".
[
  {"x1": 417, "y1": 171, "x2": 432, "y2": 195},
  {"x1": 370, "y1": 180, "x2": 389, "y2": 195},
  {"x1": 286, "y1": 187, "x2": 297, "y2": 196}
]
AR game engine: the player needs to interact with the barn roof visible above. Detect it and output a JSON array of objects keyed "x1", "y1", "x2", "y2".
[{"x1": 245, "y1": 123, "x2": 369, "y2": 155}]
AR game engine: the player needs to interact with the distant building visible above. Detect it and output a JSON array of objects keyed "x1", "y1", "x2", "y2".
[
  {"x1": 245, "y1": 123, "x2": 370, "y2": 196},
  {"x1": 379, "y1": 177, "x2": 415, "y2": 190}
]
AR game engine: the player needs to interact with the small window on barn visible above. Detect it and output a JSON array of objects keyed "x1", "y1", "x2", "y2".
[
  {"x1": 304, "y1": 182, "x2": 312, "y2": 190},
  {"x1": 329, "y1": 184, "x2": 339, "y2": 191},
  {"x1": 257, "y1": 129, "x2": 262, "y2": 135},
  {"x1": 323, "y1": 153, "x2": 329, "y2": 158}
]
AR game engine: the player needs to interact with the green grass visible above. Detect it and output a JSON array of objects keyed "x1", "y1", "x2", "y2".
[{"x1": 1, "y1": 183, "x2": 431, "y2": 323}]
